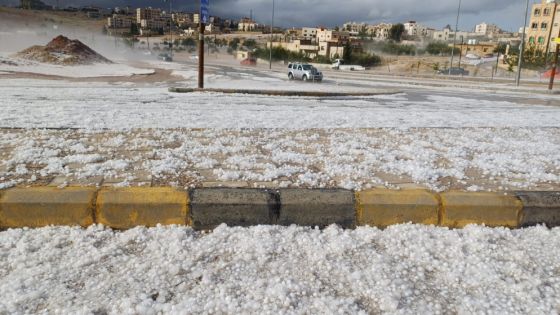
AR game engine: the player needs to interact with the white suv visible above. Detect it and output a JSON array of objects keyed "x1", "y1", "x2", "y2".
[{"x1": 288, "y1": 63, "x2": 323, "y2": 82}]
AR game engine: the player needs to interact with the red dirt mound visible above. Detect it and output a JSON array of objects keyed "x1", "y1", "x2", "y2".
[{"x1": 16, "y1": 35, "x2": 112, "y2": 65}]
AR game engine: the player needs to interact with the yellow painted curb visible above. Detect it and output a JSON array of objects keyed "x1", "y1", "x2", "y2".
[
  {"x1": 96, "y1": 187, "x2": 189, "y2": 229},
  {"x1": 441, "y1": 192, "x2": 522, "y2": 228},
  {"x1": 0, "y1": 187, "x2": 96, "y2": 228},
  {"x1": 356, "y1": 189, "x2": 439, "y2": 228}
]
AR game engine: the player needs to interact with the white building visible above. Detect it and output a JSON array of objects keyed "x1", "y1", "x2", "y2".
[
  {"x1": 432, "y1": 26, "x2": 469, "y2": 41},
  {"x1": 107, "y1": 14, "x2": 135, "y2": 29},
  {"x1": 366, "y1": 23, "x2": 392, "y2": 40},
  {"x1": 238, "y1": 18, "x2": 257, "y2": 32},
  {"x1": 403, "y1": 21, "x2": 429, "y2": 38},
  {"x1": 342, "y1": 21, "x2": 367, "y2": 33},
  {"x1": 136, "y1": 7, "x2": 161, "y2": 24},
  {"x1": 302, "y1": 27, "x2": 317, "y2": 41},
  {"x1": 475, "y1": 22, "x2": 501, "y2": 36}
]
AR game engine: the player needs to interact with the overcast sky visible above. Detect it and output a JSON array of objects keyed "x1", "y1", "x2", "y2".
[{"x1": 0, "y1": 0, "x2": 535, "y2": 32}]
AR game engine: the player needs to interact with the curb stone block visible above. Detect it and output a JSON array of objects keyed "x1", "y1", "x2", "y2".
[
  {"x1": 516, "y1": 191, "x2": 560, "y2": 227},
  {"x1": 0, "y1": 187, "x2": 96, "y2": 228},
  {"x1": 356, "y1": 189, "x2": 439, "y2": 228},
  {"x1": 190, "y1": 188, "x2": 278, "y2": 230},
  {"x1": 441, "y1": 192, "x2": 522, "y2": 228},
  {"x1": 278, "y1": 189, "x2": 355, "y2": 228},
  {"x1": 96, "y1": 187, "x2": 188, "y2": 229}
]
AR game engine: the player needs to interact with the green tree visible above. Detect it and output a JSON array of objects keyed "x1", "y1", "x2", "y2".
[
  {"x1": 389, "y1": 23, "x2": 405, "y2": 42},
  {"x1": 243, "y1": 39, "x2": 257, "y2": 49},
  {"x1": 426, "y1": 41, "x2": 459, "y2": 56},
  {"x1": 129, "y1": 23, "x2": 139, "y2": 36},
  {"x1": 181, "y1": 38, "x2": 196, "y2": 47},
  {"x1": 343, "y1": 42, "x2": 352, "y2": 62},
  {"x1": 229, "y1": 38, "x2": 240, "y2": 51},
  {"x1": 494, "y1": 43, "x2": 507, "y2": 55}
]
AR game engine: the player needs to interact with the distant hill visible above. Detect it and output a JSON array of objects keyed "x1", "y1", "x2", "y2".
[{"x1": 0, "y1": 6, "x2": 105, "y2": 31}]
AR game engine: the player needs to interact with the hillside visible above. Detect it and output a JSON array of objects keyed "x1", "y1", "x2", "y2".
[{"x1": 0, "y1": 6, "x2": 105, "y2": 32}]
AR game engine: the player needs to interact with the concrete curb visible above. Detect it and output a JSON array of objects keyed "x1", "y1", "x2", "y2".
[
  {"x1": 168, "y1": 87, "x2": 402, "y2": 97},
  {"x1": 1, "y1": 187, "x2": 559, "y2": 230}
]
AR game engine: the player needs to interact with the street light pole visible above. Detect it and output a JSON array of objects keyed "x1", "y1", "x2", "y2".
[
  {"x1": 269, "y1": 0, "x2": 275, "y2": 69},
  {"x1": 449, "y1": 0, "x2": 461, "y2": 75},
  {"x1": 516, "y1": 0, "x2": 530, "y2": 87},
  {"x1": 169, "y1": 0, "x2": 173, "y2": 59}
]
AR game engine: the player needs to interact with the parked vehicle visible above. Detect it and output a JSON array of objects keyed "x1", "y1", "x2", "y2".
[
  {"x1": 287, "y1": 63, "x2": 323, "y2": 81},
  {"x1": 331, "y1": 58, "x2": 366, "y2": 71},
  {"x1": 158, "y1": 52, "x2": 173, "y2": 62},
  {"x1": 437, "y1": 67, "x2": 469, "y2": 76},
  {"x1": 240, "y1": 58, "x2": 257, "y2": 66}
]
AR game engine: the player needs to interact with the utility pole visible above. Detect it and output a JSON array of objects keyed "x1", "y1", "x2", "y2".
[
  {"x1": 516, "y1": 0, "x2": 530, "y2": 87},
  {"x1": 458, "y1": 35, "x2": 463, "y2": 69},
  {"x1": 199, "y1": 22, "x2": 205, "y2": 89},
  {"x1": 449, "y1": 0, "x2": 462, "y2": 75},
  {"x1": 548, "y1": 39, "x2": 560, "y2": 91},
  {"x1": 199, "y1": 0, "x2": 208, "y2": 89},
  {"x1": 269, "y1": 0, "x2": 274, "y2": 69},
  {"x1": 169, "y1": 0, "x2": 173, "y2": 59}
]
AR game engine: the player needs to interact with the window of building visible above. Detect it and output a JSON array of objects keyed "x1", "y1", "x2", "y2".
[
  {"x1": 541, "y1": 23, "x2": 547, "y2": 30},
  {"x1": 529, "y1": 36, "x2": 535, "y2": 44},
  {"x1": 534, "y1": 8, "x2": 540, "y2": 16},
  {"x1": 532, "y1": 23, "x2": 538, "y2": 29},
  {"x1": 538, "y1": 36, "x2": 545, "y2": 44},
  {"x1": 543, "y1": 8, "x2": 550, "y2": 16}
]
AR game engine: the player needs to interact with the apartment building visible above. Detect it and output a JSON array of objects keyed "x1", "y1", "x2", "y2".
[
  {"x1": 432, "y1": 25, "x2": 469, "y2": 41},
  {"x1": 343, "y1": 22, "x2": 367, "y2": 33},
  {"x1": 404, "y1": 21, "x2": 429, "y2": 38},
  {"x1": 172, "y1": 13, "x2": 192, "y2": 26},
  {"x1": 271, "y1": 27, "x2": 348, "y2": 59},
  {"x1": 475, "y1": 22, "x2": 501, "y2": 36},
  {"x1": 107, "y1": 14, "x2": 136, "y2": 29},
  {"x1": 302, "y1": 27, "x2": 317, "y2": 41},
  {"x1": 238, "y1": 18, "x2": 257, "y2": 31},
  {"x1": 140, "y1": 17, "x2": 169, "y2": 31},
  {"x1": 366, "y1": 23, "x2": 392, "y2": 40},
  {"x1": 136, "y1": 7, "x2": 161, "y2": 24},
  {"x1": 526, "y1": 0, "x2": 560, "y2": 54}
]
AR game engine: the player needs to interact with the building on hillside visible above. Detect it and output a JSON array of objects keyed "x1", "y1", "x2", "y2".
[
  {"x1": 140, "y1": 17, "x2": 169, "y2": 32},
  {"x1": 316, "y1": 28, "x2": 349, "y2": 57},
  {"x1": 432, "y1": 25, "x2": 469, "y2": 41},
  {"x1": 454, "y1": 41, "x2": 498, "y2": 57},
  {"x1": 475, "y1": 22, "x2": 501, "y2": 36},
  {"x1": 525, "y1": 0, "x2": 560, "y2": 54},
  {"x1": 20, "y1": 0, "x2": 51, "y2": 10},
  {"x1": 238, "y1": 18, "x2": 257, "y2": 31},
  {"x1": 366, "y1": 23, "x2": 392, "y2": 40},
  {"x1": 172, "y1": 13, "x2": 192, "y2": 26},
  {"x1": 270, "y1": 27, "x2": 347, "y2": 59},
  {"x1": 403, "y1": 21, "x2": 429, "y2": 38},
  {"x1": 107, "y1": 14, "x2": 136, "y2": 29},
  {"x1": 136, "y1": 7, "x2": 161, "y2": 24},
  {"x1": 343, "y1": 22, "x2": 367, "y2": 33},
  {"x1": 302, "y1": 27, "x2": 318, "y2": 41}
]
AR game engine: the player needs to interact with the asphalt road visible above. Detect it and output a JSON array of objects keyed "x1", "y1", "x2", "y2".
[{"x1": 196, "y1": 60, "x2": 560, "y2": 108}]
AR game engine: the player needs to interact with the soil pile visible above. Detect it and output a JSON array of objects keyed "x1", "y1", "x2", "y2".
[{"x1": 16, "y1": 35, "x2": 112, "y2": 65}]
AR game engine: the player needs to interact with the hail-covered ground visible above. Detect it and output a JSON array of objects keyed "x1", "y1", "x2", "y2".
[
  {"x1": 1, "y1": 51, "x2": 560, "y2": 314},
  {"x1": 0, "y1": 68, "x2": 559, "y2": 191},
  {"x1": 1, "y1": 224, "x2": 559, "y2": 314}
]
